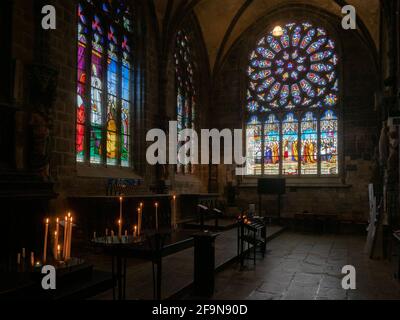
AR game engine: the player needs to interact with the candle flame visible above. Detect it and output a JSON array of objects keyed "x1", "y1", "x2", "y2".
[
  {"x1": 46, "y1": 218, "x2": 49, "y2": 224},
  {"x1": 57, "y1": 218, "x2": 59, "y2": 223},
  {"x1": 68, "y1": 212, "x2": 71, "y2": 218}
]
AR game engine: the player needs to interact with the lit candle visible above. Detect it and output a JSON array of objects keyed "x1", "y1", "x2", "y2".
[
  {"x1": 118, "y1": 219, "x2": 122, "y2": 239},
  {"x1": 155, "y1": 203, "x2": 159, "y2": 231},
  {"x1": 30, "y1": 252, "x2": 35, "y2": 267},
  {"x1": 119, "y1": 197, "x2": 123, "y2": 233},
  {"x1": 54, "y1": 218, "x2": 59, "y2": 257},
  {"x1": 53, "y1": 231, "x2": 58, "y2": 258},
  {"x1": 57, "y1": 245, "x2": 61, "y2": 260},
  {"x1": 63, "y1": 215, "x2": 68, "y2": 260},
  {"x1": 172, "y1": 195, "x2": 177, "y2": 230},
  {"x1": 43, "y1": 218, "x2": 49, "y2": 264},
  {"x1": 17, "y1": 253, "x2": 21, "y2": 265},
  {"x1": 134, "y1": 225, "x2": 137, "y2": 238},
  {"x1": 67, "y1": 216, "x2": 73, "y2": 260},
  {"x1": 137, "y1": 208, "x2": 142, "y2": 236}
]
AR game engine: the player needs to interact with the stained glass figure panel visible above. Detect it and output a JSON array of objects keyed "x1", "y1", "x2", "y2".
[
  {"x1": 90, "y1": 126, "x2": 102, "y2": 164},
  {"x1": 321, "y1": 110, "x2": 338, "y2": 175},
  {"x1": 301, "y1": 112, "x2": 318, "y2": 175},
  {"x1": 77, "y1": 1, "x2": 134, "y2": 167},
  {"x1": 264, "y1": 115, "x2": 280, "y2": 175},
  {"x1": 175, "y1": 29, "x2": 196, "y2": 174},
  {"x1": 282, "y1": 113, "x2": 299, "y2": 175},
  {"x1": 246, "y1": 118, "x2": 263, "y2": 176}
]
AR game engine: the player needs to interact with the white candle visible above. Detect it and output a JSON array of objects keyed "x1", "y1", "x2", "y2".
[
  {"x1": 57, "y1": 245, "x2": 61, "y2": 261},
  {"x1": 106, "y1": 228, "x2": 109, "y2": 237},
  {"x1": 93, "y1": 232, "x2": 97, "y2": 240},
  {"x1": 63, "y1": 216, "x2": 68, "y2": 260},
  {"x1": 30, "y1": 252, "x2": 35, "y2": 267},
  {"x1": 53, "y1": 231, "x2": 58, "y2": 258},
  {"x1": 118, "y1": 219, "x2": 122, "y2": 239},
  {"x1": 17, "y1": 253, "x2": 21, "y2": 265},
  {"x1": 137, "y1": 208, "x2": 142, "y2": 236},
  {"x1": 54, "y1": 218, "x2": 59, "y2": 257},
  {"x1": 172, "y1": 195, "x2": 177, "y2": 230},
  {"x1": 134, "y1": 225, "x2": 137, "y2": 238},
  {"x1": 119, "y1": 197, "x2": 123, "y2": 235},
  {"x1": 67, "y1": 217, "x2": 73, "y2": 260},
  {"x1": 43, "y1": 218, "x2": 49, "y2": 264},
  {"x1": 155, "y1": 203, "x2": 159, "y2": 231}
]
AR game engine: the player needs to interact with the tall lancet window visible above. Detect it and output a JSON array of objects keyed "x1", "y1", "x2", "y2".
[
  {"x1": 245, "y1": 22, "x2": 339, "y2": 176},
  {"x1": 174, "y1": 30, "x2": 197, "y2": 174},
  {"x1": 76, "y1": 0, "x2": 133, "y2": 167}
]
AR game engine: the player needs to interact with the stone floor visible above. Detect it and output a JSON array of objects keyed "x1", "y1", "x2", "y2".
[
  {"x1": 90, "y1": 226, "x2": 284, "y2": 300},
  {"x1": 207, "y1": 232, "x2": 400, "y2": 300}
]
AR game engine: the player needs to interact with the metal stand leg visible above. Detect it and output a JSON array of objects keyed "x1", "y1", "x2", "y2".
[{"x1": 111, "y1": 255, "x2": 116, "y2": 300}]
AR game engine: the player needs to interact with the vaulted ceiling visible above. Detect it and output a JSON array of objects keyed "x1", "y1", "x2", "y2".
[{"x1": 152, "y1": 0, "x2": 380, "y2": 73}]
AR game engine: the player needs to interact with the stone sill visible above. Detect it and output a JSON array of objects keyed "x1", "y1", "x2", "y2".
[
  {"x1": 76, "y1": 164, "x2": 143, "y2": 180},
  {"x1": 239, "y1": 177, "x2": 351, "y2": 189}
]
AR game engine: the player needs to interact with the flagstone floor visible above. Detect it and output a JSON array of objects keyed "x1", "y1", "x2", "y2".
[
  {"x1": 89, "y1": 225, "x2": 284, "y2": 300},
  {"x1": 207, "y1": 232, "x2": 400, "y2": 300}
]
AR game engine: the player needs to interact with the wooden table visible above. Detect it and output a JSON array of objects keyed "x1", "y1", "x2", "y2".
[{"x1": 92, "y1": 230, "x2": 195, "y2": 300}]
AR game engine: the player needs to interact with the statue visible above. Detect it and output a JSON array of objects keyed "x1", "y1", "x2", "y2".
[{"x1": 28, "y1": 64, "x2": 58, "y2": 179}]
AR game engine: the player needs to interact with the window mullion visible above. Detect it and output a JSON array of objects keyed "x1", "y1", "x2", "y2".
[
  {"x1": 317, "y1": 110, "x2": 322, "y2": 176},
  {"x1": 85, "y1": 10, "x2": 94, "y2": 165},
  {"x1": 101, "y1": 21, "x2": 109, "y2": 166},
  {"x1": 116, "y1": 29, "x2": 123, "y2": 167},
  {"x1": 261, "y1": 122, "x2": 265, "y2": 176},
  {"x1": 279, "y1": 117, "x2": 283, "y2": 176},
  {"x1": 297, "y1": 114, "x2": 301, "y2": 177}
]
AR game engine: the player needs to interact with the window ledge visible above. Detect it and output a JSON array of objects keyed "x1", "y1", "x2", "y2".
[
  {"x1": 239, "y1": 177, "x2": 351, "y2": 189},
  {"x1": 77, "y1": 164, "x2": 143, "y2": 180}
]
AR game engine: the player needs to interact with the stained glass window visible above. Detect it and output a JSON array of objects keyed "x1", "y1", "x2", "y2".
[
  {"x1": 76, "y1": 0, "x2": 134, "y2": 167},
  {"x1": 175, "y1": 29, "x2": 197, "y2": 174},
  {"x1": 246, "y1": 22, "x2": 340, "y2": 176}
]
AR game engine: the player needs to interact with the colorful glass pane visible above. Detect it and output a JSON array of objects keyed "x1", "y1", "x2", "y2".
[
  {"x1": 246, "y1": 118, "x2": 262, "y2": 176},
  {"x1": 321, "y1": 110, "x2": 338, "y2": 175},
  {"x1": 264, "y1": 115, "x2": 280, "y2": 175},
  {"x1": 77, "y1": 1, "x2": 134, "y2": 166},
  {"x1": 175, "y1": 29, "x2": 196, "y2": 174},
  {"x1": 247, "y1": 22, "x2": 338, "y2": 111},
  {"x1": 90, "y1": 126, "x2": 102, "y2": 164},
  {"x1": 301, "y1": 112, "x2": 318, "y2": 175},
  {"x1": 282, "y1": 113, "x2": 299, "y2": 175}
]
